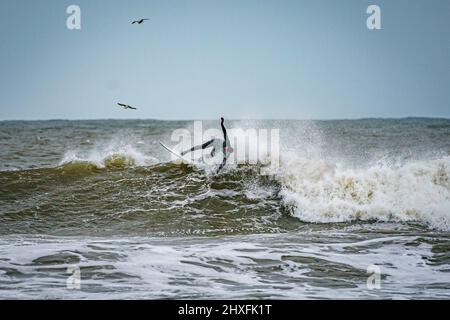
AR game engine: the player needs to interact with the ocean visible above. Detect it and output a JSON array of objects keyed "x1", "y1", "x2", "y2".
[{"x1": 0, "y1": 118, "x2": 449, "y2": 299}]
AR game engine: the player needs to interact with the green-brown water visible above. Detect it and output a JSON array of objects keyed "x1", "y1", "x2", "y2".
[{"x1": 0, "y1": 118, "x2": 449, "y2": 298}]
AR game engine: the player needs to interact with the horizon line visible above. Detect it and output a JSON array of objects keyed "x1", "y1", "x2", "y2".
[{"x1": 1, "y1": 116, "x2": 450, "y2": 122}]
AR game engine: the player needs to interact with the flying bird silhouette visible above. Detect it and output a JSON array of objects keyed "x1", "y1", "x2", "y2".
[
  {"x1": 117, "y1": 103, "x2": 137, "y2": 110},
  {"x1": 132, "y1": 18, "x2": 149, "y2": 25}
]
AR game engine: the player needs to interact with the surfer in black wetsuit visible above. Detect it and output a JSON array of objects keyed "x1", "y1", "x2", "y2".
[{"x1": 180, "y1": 117, "x2": 234, "y2": 173}]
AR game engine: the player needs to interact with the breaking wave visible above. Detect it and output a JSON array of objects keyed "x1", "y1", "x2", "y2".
[
  {"x1": 277, "y1": 153, "x2": 450, "y2": 231},
  {"x1": 59, "y1": 139, "x2": 157, "y2": 169},
  {"x1": 6, "y1": 128, "x2": 450, "y2": 232}
]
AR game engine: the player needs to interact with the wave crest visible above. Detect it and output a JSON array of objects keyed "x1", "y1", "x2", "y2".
[
  {"x1": 59, "y1": 140, "x2": 157, "y2": 170},
  {"x1": 277, "y1": 154, "x2": 450, "y2": 231}
]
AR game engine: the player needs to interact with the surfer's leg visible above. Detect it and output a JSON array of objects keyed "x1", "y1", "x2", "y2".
[
  {"x1": 216, "y1": 155, "x2": 227, "y2": 173},
  {"x1": 181, "y1": 139, "x2": 215, "y2": 155},
  {"x1": 216, "y1": 161, "x2": 225, "y2": 173}
]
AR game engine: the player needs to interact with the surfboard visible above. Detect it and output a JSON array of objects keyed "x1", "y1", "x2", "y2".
[{"x1": 159, "y1": 142, "x2": 194, "y2": 164}]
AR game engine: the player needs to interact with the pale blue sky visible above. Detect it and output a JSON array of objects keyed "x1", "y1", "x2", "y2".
[{"x1": 0, "y1": 0, "x2": 449, "y2": 120}]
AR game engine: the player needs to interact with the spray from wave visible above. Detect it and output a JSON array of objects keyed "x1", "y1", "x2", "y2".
[
  {"x1": 51, "y1": 120, "x2": 450, "y2": 231},
  {"x1": 276, "y1": 153, "x2": 450, "y2": 231},
  {"x1": 226, "y1": 120, "x2": 450, "y2": 231},
  {"x1": 59, "y1": 136, "x2": 157, "y2": 169}
]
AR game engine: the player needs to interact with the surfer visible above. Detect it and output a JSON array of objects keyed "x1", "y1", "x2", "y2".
[{"x1": 180, "y1": 118, "x2": 234, "y2": 173}]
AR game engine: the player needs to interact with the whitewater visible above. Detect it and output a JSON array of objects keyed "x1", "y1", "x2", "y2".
[{"x1": 0, "y1": 118, "x2": 449, "y2": 298}]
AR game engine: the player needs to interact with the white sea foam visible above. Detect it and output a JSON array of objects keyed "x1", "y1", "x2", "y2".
[
  {"x1": 0, "y1": 234, "x2": 447, "y2": 299},
  {"x1": 276, "y1": 153, "x2": 450, "y2": 231},
  {"x1": 54, "y1": 121, "x2": 450, "y2": 231},
  {"x1": 59, "y1": 137, "x2": 157, "y2": 168}
]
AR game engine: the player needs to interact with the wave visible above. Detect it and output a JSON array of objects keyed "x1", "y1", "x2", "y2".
[
  {"x1": 2, "y1": 131, "x2": 450, "y2": 232},
  {"x1": 59, "y1": 139, "x2": 158, "y2": 170},
  {"x1": 276, "y1": 153, "x2": 450, "y2": 231}
]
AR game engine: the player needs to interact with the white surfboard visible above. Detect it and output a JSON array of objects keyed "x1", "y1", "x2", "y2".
[{"x1": 159, "y1": 142, "x2": 194, "y2": 164}]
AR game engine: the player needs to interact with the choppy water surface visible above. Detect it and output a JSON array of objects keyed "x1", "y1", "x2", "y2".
[{"x1": 0, "y1": 118, "x2": 449, "y2": 299}]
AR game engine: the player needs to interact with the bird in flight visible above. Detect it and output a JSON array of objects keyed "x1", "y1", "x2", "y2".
[
  {"x1": 117, "y1": 103, "x2": 137, "y2": 110},
  {"x1": 132, "y1": 18, "x2": 149, "y2": 25}
]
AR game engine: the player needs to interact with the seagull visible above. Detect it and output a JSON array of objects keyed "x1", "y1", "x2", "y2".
[
  {"x1": 117, "y1": 103, "x2": 137, "y2": 110},
  {"x1": 132, "y1": 18, "x2": 149, "y2": 25}
]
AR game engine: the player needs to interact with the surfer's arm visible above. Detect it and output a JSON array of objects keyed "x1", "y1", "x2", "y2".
[
  {"x1": 221, "y1": 117, "x2": 229, "y2": 145},
  {"x1": 181, "y1": 139, "x2": 215, "y2": 156}
]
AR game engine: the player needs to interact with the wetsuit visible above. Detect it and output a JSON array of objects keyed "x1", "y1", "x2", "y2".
[{"x1": 180, "y1": 118, "x2": 232, "y2": 173}]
